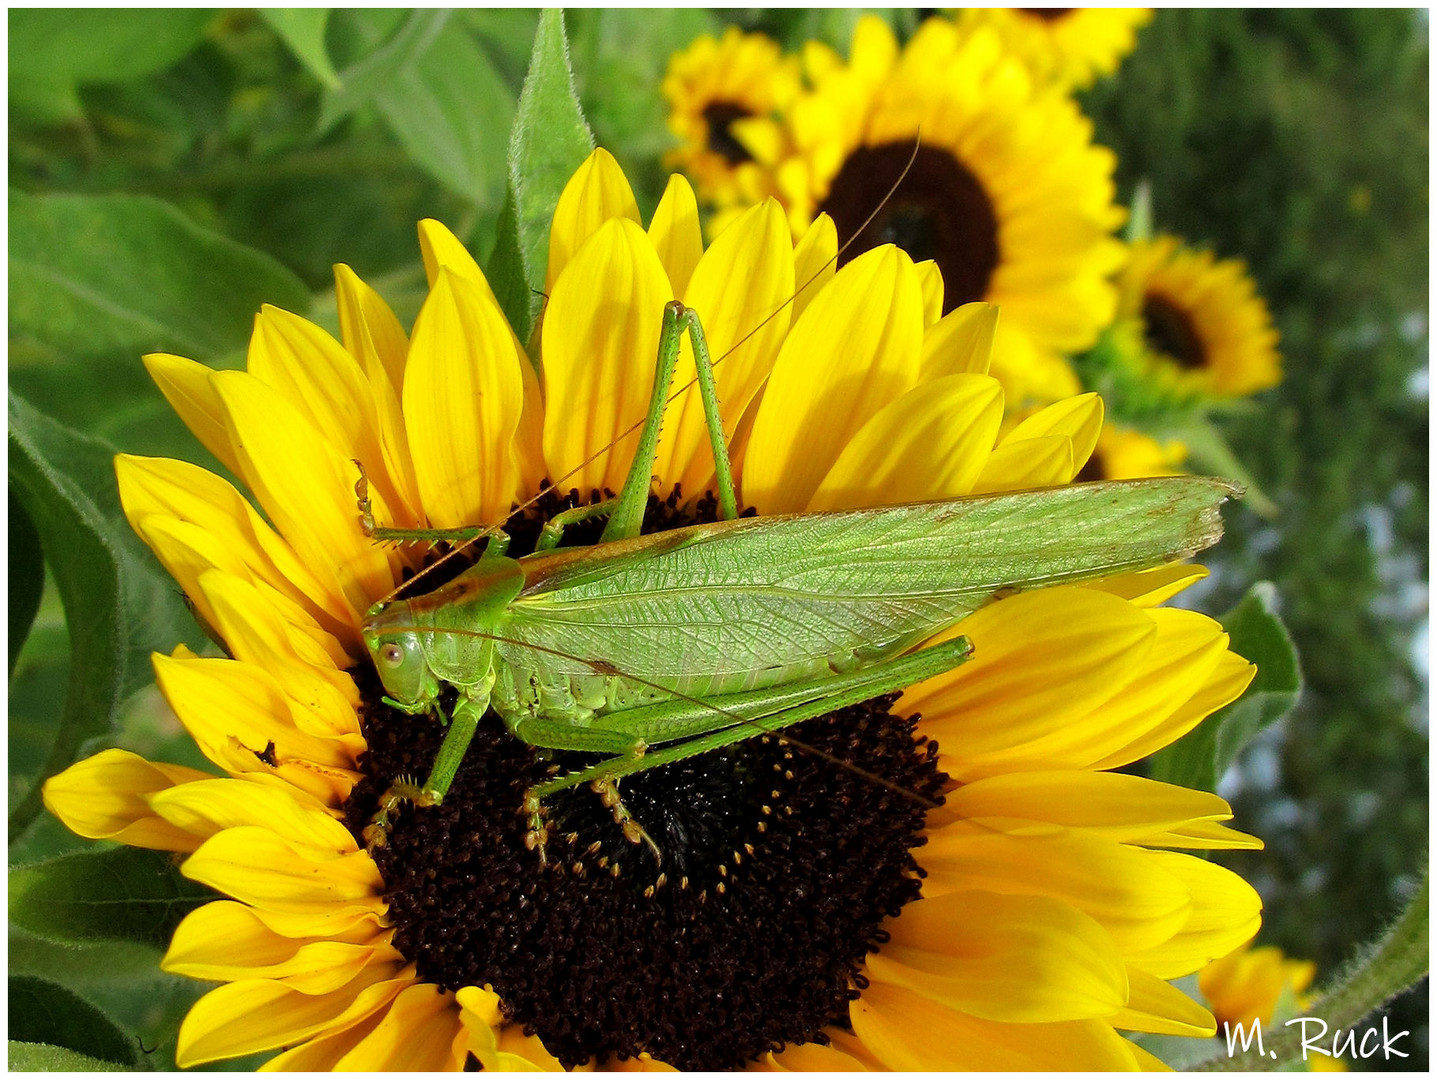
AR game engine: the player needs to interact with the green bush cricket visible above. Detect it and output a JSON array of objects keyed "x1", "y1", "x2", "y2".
[{"x1": 357, "y1": 299, "x2": 1239, "y2": 861}]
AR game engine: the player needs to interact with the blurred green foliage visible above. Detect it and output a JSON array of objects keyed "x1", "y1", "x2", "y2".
[
  {"x1": 1084, "y1": 8, "x2": 1428, "y2": 1066},
  {"x1": 8, "y1": 7, "x2": 1427, "y2": 1070}
]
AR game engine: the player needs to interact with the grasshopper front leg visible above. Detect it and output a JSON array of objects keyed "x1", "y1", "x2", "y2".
[{"x1": 364, "y1": 676, "x2": 494, "y2": 850}]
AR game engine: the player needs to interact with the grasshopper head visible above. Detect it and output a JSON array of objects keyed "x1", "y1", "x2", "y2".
[{"x1": 363, "y1": 599, "x2": 439, "y2": 712}]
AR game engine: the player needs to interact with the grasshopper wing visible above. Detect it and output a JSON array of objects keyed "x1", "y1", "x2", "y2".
[{"x1": 497, "y1": 477, "x2": 1239, "y2": 696}]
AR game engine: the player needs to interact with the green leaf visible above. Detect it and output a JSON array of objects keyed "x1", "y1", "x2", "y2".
[
  {"x1": 262, "y1": 9, "x2": 342, "y2": 90},
  {"x1": 8, "y1": 9, "x2": 213, "y2": 125},
  {"x1": 9, "y1": 489, "x2": 44, "y2": 678},
  {"x1": 9, "y1": 191, "x2": 310, "y2": 364},
  {"x1": 487, "y1": 9, "x2": 595, "y2": 343},
  {"x1": 1149, "y1": 582, "x2": 1302, "y2": 792},
  {"x1": 567, "y1": 9, "x2": 717, "y2": 167},
  {"x1": 372, "y1": 22, "x2": 516, "y2": 206},
  {"x1": 9, "y1": 1041, "x2": 127, "y2": 1071},
  {"x1": 11, "y1": 846, "x2": 214, "y2": 949},
  {"x1": 8, "y1": 977, "x2": 136, "y2": 1068},
  {"x1": 8, "y1": 394, "x2": 207, "y2": 841},
  {"x1": 319, "y1": 9, "x2": 451, "y2": 133}
]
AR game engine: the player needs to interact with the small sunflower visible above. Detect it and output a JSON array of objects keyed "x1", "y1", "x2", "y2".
[
  {"x1": 1199, "y1": 938, "x2": 1318, "y2": 1032},
  {"x1": 45, "y1": 149, "x2": 1263, "y2": 1070},
  {"x1": 769, "y1": 15, "x2": 1126, "y2": 408},
  {"x1": 1117, "y1": 234, "x2": 1283, "y2": 399},
  {"x1": 662, "y1": 26, "x2": 800, "y2": 212},
  {"x1": 950, "y1": 8, "x2": 1154, "y2": 91}
]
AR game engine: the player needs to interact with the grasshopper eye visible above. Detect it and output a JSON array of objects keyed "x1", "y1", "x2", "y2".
[{"x1": 380, "y1": 643, "x2": 405, "y2": 667}]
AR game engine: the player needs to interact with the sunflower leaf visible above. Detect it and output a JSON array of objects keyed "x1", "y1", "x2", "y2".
[
  {"x1": 8, "y1": 9, "x2": 213, "y2": 125},
  {"x1": 9, "y1": 1041, "x2": 128, "y2": 1072},
  {"x1": 1149, "y1": 582, "x2": 1302, "y2": 792},
  {"x1": 8, "y1": 977, "x2": 136, "y2": 1068},
  {"x1": 487, "y1": 8, "x2": 595, "y2": 344},
  {"x1": 9, "y1": 490, "x2": 44, "y2": 679},
  {"x1": 8, "y1": 394, "x2": 207, "y2": 841},
  {"x1": 10, "y1": 846, "x2": 214, "y2": 949},
  {"x1": 318, "y1": 9, "x2": 451, "y2": 132},
  {"x1": 9, "y1": 191, "x2": 310, "y2": 364},
  {"x1": 370, "y1": 20, "x2": 516, "y2": 207},
  {"x1": 261, "y1": 9, "x2": 342, "y2": 90}
]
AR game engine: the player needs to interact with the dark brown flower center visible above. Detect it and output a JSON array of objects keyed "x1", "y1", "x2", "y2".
[
  {"x1": 702, "y1": 101, "x2": 756, "y2": 165},
  {"x1": 344, "y1": 489, "x2": 946, "y2": 1070},
  {"x1": 1142, "y1": 293, "x2": 1208, "y2": 370},
  {"x1": 1020, "y1": 8, "x2": 1075, "y2": 22},
  {"x1": 819, "y1": 142, "x2": 1001, "y2": 314}
]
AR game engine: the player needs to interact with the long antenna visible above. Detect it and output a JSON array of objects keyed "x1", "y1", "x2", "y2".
[{"x1": 371, "y1": 135, "x2": 925, "y2": 603}]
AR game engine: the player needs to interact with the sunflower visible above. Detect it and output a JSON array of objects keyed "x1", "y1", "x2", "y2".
[
  {"x1": 950, "y1": 8, "x2": 1154, "y2": 91},
  {"x1": 44, "y1": 148, "x2": 1263, "y2": 1070},
  {"x1": 767, "y1": 15, "x2": 1125, "y2": 408},
  {"x1": 662, "y1": 26, "x2": 800, "y2": 212},
  {"x1": 1117, "y1": 235, "x2": 1283, "y2": 399}
]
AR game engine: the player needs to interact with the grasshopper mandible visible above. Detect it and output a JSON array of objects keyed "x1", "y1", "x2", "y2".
[{"x1": 357, "y1": 298, "x2": 1238, "y2": 860}]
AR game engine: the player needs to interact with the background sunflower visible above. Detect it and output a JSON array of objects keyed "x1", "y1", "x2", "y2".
[{"x1": 9, "y1": 7, "x2": 1428, "y2": 1071}]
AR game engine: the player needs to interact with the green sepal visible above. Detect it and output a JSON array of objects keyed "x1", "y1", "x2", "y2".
[
  {"x1": 9, "y1": 1042, "x2": 128, "y2": 1072},
  {"x1": 486, "y1": 9, "x2": 595, "y2": 346},
  {"x1": 8, "y1": 977, "x2": 137, "y2": 1068},
  {"x1": 1149, "y1": 582, "x2": 1302, "y2": 793},
  {"x1": 10, "y1": 846, "x2": 215, "y2": 949}
]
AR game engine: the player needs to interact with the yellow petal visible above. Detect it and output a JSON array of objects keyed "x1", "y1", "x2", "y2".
[
  {"x1": 919, "y1": 828, "x2": 1192, "y2": 954},
  {"x1": 115, "y1": 454, "x2": 355, "y2": 648},
  {"x1": 246, "y1": 306, "x2": 393, "y2": 512},
  {"x1": 41, "y1": 749, "x2": 211, "y2": 852},
  {"x1": 851, "y1": 982, "x2": 1140, "y2": 1070},
  {"x1": 417, "y1": 219, "x2": 547, "y2": 495},
  {"x1": 919, "y1": 302, "x2": 998, "y2": 380},
  {"x1": 541, "y1": 217, "x2": 673, "y2": 496},
  {"x1": 181, "y1": 826, "x2": 383, "y2": 917},
  {"x1": 546, "y1": 148, "x2": 641, "y2": 293},
  {"x1": 969, "y1": 432, "x2": 1073, "y2": 494},
  {"x1": 761, "y1": 1041, "x2": 868, "y2": 1071},
  {"x1": 148, "y1": 777, "x2": 357, "y2": 853},
  {"x1": 944, "y1": 770, "x2": 1244, "y2": 845},
  {"x1": 334, "y1": 263, "x2": 408, "y2": 392},
  {"x1": 647, "y1": 174, "x2": 703, "y2": 299},
  {"x1": 1001, "y1": 391, "x2": 1105, "y2": 478},
  {"x1": 335, "y1": 982, "x2": 465, "y2": 1070},
  {"x1": 334, "y1": 264, "x2": 422, "y2": 527},
  {"x1": 196, "y1": 570, "x2": 360, "y2": 730},
  {"x1": 142, "y1": 353, "x2": 243, "y2": 477},
  {"x1": 915, "y1": 259, "x2": 944, "y2": 326},
  {"x1": 1123, "y1": 853, "x2": 1264, "y2": 979},
  {"x1": 1110, "y1": 968, "x2": 1217, "y2": 1037},
  {"x1": 791, "y1": 212, "x2": 837, "y2": 322},
  {"x1": 404, "y1": 268, "x2": 526, "y2": 528},
  {"x1": 1092, "y1": 649, "x2": 1256, "y2": 769},
  {"x1": 1089, "y1": 564, "x2": 1209, "y2": 607},
  {"x1": 743, "y1": 245, "x2": 925, "y2": 513},
  {"x1": 899, "y1": 588, "x2": 1157, "y2": 781},
  {"x1": 176, "y1": 964, "x2": 410, "y2": 1066},
  {"x1": 807, "y1": 373, "x2": 1003, "y2": 511},
  {"x1": 153, "y1": 654, "x2": 362, "y2": 805},
  {"x1": 164, "y1": 900, "x2": 395, "y2": 994},
  {"x1": 259, "y1": 1012, "x2": 385, "y2": 1071},
  {"x1": 212, "y1": 370, "x2": 398, "y2": 620},
  {"x1": 656, "y1": 199, "x2": 794, "y2": 498},
  {"x1": 866, "y1": 889, "x2": 1129, "y2": 1022}
]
